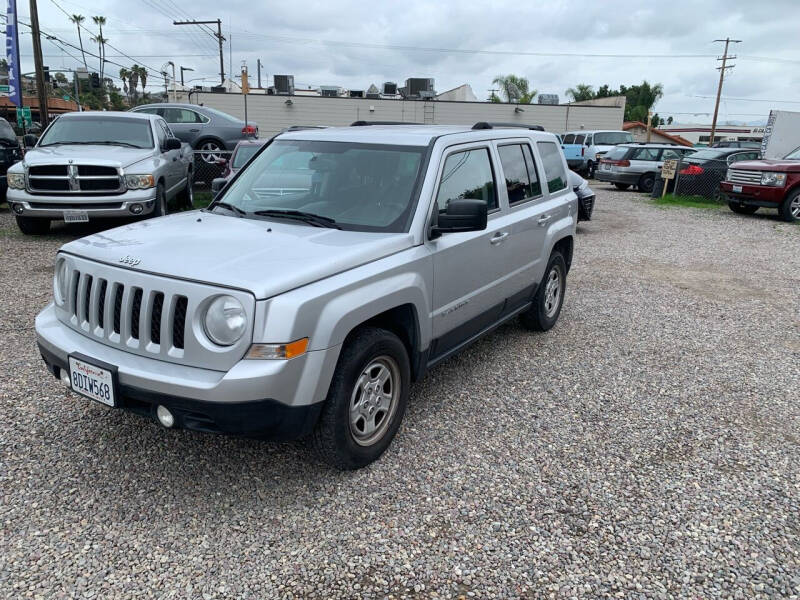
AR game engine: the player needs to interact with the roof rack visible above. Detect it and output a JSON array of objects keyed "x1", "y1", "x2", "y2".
[
  {"x1": 350, "y1": 121, "x2": 423, "y2": 126},
  {"x1": 472, "y1": 122, "x2": 545, "y2": 131}
]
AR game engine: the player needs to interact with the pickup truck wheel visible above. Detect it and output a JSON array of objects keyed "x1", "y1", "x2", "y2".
[
  {"x1": 312, "y1": 327, "x2": 410, "y2": 470},
  {"x1": 727, "y1": 201, "x2": 758, "y2": 215},
  {"x1": 520, "y1": 250, "x2": 566, "y2": 332},
  {"x1": 152, "y1": 183, "x2": 167, "y2": 218},
  {"x1": 638, "y1": 173, "x2": 656, "y2": 194},
  {"x1": 15, "y1": 216, "x2": 50, "y2": 235},
  {"x1": 613, "y1": 183, "x2": 631, "y2": 190},
  {"x1": 778, "y1": 188, "x2": 800, "y2": 222}
]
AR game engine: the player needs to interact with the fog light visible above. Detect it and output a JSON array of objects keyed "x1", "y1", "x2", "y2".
[
  {"x1": 59, "y1": 368, "x2": 71, "y2": 388},
  {"x1": 156, "y1": 405, "x2": 175, "y2": 428},
  {"x1": 12, "y1": 203, "x2": 24, "y2": 215},
  {"x1": 129, "y1": 203, "x2": 143, "y2": 215}
]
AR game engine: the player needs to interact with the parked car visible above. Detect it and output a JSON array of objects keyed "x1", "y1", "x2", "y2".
[
  {"x1": 35, "y1": 123, "x2": 578, "y2": 469},
  {"x1": 595, "y1": 143, "x2": 697, "y2": 193},
  {"x1": 721, "y1": 144, "x2": 800, "y2": 221},
  {"x1": 711, "y1": 140, "x2": 761, "y2": 149},
  {"x1": 0, "y1": 116, "x2": 24, "y2": 202},
  {"x1": 217, "y1": 139, "x2": 268, "y2": 180},
  {"x1": 561, "y1": 130, "x2": 634, "y2": 177},
  {"x1": 130, "y1": 103, "x2": 258, "y2": 163},
  {"x1": 558, "y1": 133, "x2": 589, "y2": 173},
  {"x1": 6, "y1": 111, "x2": 193, "y2": 234},
  {"x1": 673, "y1": 147, "x2": 760, "y2": 199},
  {"x1": 568, "y1": 170, "x2": 595, "y2": 221}
]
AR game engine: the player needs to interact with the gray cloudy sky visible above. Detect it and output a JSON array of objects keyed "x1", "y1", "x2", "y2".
[{"x1": 15, "y1": 0, "x2": 800, "y2": 124}]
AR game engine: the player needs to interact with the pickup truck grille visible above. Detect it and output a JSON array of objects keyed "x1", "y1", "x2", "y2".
[
  {"x1": 27, "y1": 164, "x2": 124, "y2": 194},
  {"x1": 55, "y1": 255, "x2": 254, "y2": 370},
  {"x1": 727, "y1": 169, "x2": 762, "y2": 185}
]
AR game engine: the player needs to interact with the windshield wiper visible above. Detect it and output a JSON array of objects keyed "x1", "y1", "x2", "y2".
[
  {"x1": 39, "y1": 141, "x2": 145, "y2": 148},
  {"x1": 252, "y1": 209, "x2": 340, "y2": 229},
  {"x1": 210, "y1": 201, "x2": 246, "y2": 216}
]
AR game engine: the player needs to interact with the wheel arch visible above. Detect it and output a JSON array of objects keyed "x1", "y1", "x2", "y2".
[
  {"x1": 193, "y1": 136, "x2": 226, "y2": 151},
  {"x1": 551, "y1": 235, "x2": 574, "y2": 273}
]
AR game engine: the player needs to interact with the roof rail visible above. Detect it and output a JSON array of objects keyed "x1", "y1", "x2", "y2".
[
  {"x1": 350, "y1": 120, "x2": 423, "y2": 126},
  {"x1": 472, "y1": 122, "x2": 545, "y2": 131}
]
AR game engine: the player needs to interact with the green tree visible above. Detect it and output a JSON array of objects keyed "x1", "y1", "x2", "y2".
[
  {"x1": 492, "y1": 74, "x2": 536, "y2": 103},
  {"x1": 488, "y1": 91, "x2": 501, "y2": 103},
  {"x1": 70, "y1": 14, "x2": 87, "y2": 69},
  {"x1": 565, "y1": 84, "x2": 595, "y2": 102},
  {"x1": 119, "y1": 67, "x2": 130, "y2": 103}
]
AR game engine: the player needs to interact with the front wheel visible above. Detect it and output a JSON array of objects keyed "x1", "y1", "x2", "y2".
[
  {"x1": 16, "y1": 215, "x2": 50, "y2": 235},
  {"x1": 728, "y1": 201, "x2": 759, "y2": 215},
  {"x1": 311, "y1": 327, "x2": 410, "y2": 470},
  {"x1": 778, "y1": 189, "x2": 800, "y2": 222},
  {"x1": 614, "y1": 183, "x2": 631, "y2": 190},
  {"x1": 176, "y1": 169, "x2": 194, "y2": 209},
  {"x1": 152, "y1": 183, "x2": 167, "y2": 218},
  {"x1": 520, "y1": 250, "x2": 566, "y2": 332}
]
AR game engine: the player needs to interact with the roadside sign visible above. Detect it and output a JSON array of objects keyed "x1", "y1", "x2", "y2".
[
  {"x1": 16, "y1": 106, "x2": 32, "y2": 128},
  {"x1": 661, "y1": 159, "x2": 678, "y2": 180},
  {"x1": 62, "y1": 95, "x2": 70, "y2": 101}
]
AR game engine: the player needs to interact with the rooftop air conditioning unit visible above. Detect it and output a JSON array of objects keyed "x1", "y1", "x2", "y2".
[
  {"x1": 210, "y1": 85, "x2": 226, "y2": 93},
  {"x1": 405, "y1": 78, "x2": 435, "y2": 97},
  {"x1": 349, "y1": 90, "x2": 364, "y2": 98},
  {"x1": 383, "y1": 81, "x2": 398, "y2": 95},
  {"x1": 537, "y1": 94, "x2": 559, "y2": 105},
  {"x1": 273, "y1": 75, "x2": 295, "y2": 95}
]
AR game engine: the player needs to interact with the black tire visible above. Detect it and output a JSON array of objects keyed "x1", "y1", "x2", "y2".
[
  {"x1": 152, "y1": 183, "x2": 167, "y2": 218},
  {"x1": 727, "y1": 201, "x2": 759, "y2": 215},
  {"x1": 194, "y1": 138, "x2": 225, "y2": 164},
  {"x1": 311, "y1": 327, "x2": 410, "y2": 470},
  {"x1": 15, "y1": 215, "x2": 50, "y2": 235},
  {"x1": 613, "y1": 183, "x2": 631, "y2": 190},
  {"x1": 586, "y1": 160, "x2": 595, "y2": 178},
  {"x1": 520, "y1": 250, "x2": 567, "y2": 332},
  {"x1": 778, "y1": 188, "x2": 800, "y2": 222},
  {"x1": 176, "y1": 169, "x2": 194, "y2": 209},
  {"x1": 638, "y1": 173, "x2": 656, "y2": 194}
]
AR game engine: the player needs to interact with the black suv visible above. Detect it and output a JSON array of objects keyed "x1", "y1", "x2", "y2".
[{"x1": 0, "y1": 117, "x2": 23, "y2": 202}]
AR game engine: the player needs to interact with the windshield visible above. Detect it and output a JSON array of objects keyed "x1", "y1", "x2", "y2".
[
  {"x1": 0, "y1": 118, "x2": 16, "y2": 143},
  {"x1": 214, "y1": 140, "x2": 426, "y2": 232},
  {"x1": 605, "y1": 146, "x2": 629, "y2": 160},
  {"x1": 687, "y1": 148, "x2": 729, "y2": 161},
  {"x1": 232, "y1": 144, "x2": 263, "y2": 169},
  {"x1": 784, "y1": 146, "x2": 800, "y2": 160},
  {"x1": 593, "y1": 132, "x2": 634, "y2": 146},
  {"x1": 39, "y1": 117, "x2": 153, "y2": 148}
]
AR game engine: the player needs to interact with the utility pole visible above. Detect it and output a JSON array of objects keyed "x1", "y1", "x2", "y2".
[
  {"x1": 180, "y1": 66, "x2": 194, "y2": 87},
  {"x1": 709, "y1": 37, "x2": 741, "y2": 146},
  {"x1": 173, "y1": 19, "x2": 226, "y2": 85},
  {"x1": 29, "y1": 0, "x2": 49, "y2": 126},
  {"x1": 256, "y1": 59, "x2": 262, "y2": 88}
]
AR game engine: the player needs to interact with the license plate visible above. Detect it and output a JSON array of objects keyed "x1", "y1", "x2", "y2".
[
  {"x1": 63, "y1": 210, "x2": 89, "y2": 223},
  {"x1": 732, "y1": 185, "x2": 742, "y2": 193},
  {"x1": 68, "y1": 355, "x2": 116, "y2": 407}
]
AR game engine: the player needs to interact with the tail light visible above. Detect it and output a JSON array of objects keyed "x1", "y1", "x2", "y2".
[
  {"x1": 242, "y1": 125, "x2": 257, "y2": 135},
  {"x1": 581, "y1": 147, "x2": 585, "y2": 156},
  {"x1": 679, "y1": 164, "x2": 704, "y2": 175},
  {"x1": 602, "y1": 159, "x2": 630, "y2": 167}
]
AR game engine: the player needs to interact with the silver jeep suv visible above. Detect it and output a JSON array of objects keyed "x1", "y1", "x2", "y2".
[{"x1": 35, "y1": 124, "x2": 577, "y2": 469}]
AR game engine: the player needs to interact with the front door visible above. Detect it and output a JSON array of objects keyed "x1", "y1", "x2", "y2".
[
  {"x1": 427, "y1": 145, "x2": 512, "y2": 359},
  {"x1": 162, "y1": 107, "x2": 204, "y2": 145}
]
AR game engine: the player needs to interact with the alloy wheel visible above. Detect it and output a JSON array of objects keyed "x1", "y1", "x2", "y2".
[
  {"x1": 199, "y1": 141, "x2": 223, "y2": 164},
  {"x1": 543, "y1": 267, "x2": 562, "y2": 318},
  {"x1": 349, "y1": 356, "x2": 400, "y2": 446}
]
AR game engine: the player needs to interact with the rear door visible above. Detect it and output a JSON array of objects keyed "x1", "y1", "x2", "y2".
[
  {"x1": 428, "y1": 143, "x2": 513, "y2": 359},
  {"x1": 162, "y1": 107, "x2": 205, "y2": 145}
]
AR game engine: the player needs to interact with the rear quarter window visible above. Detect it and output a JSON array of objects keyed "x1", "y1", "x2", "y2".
[
  {"x1": 605, "y1": 147, "x2": 629, "y2": 160},
  {"x1": 536, "y1": 141, "x2": 567, "y2": 193},
  {"x1": 631, "y1": 148, "x2": 661, "y2": 161}
]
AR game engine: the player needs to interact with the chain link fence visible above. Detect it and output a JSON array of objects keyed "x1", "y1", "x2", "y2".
[
  {"x1": 191, "y1": 150, "x2": 232, "y2": 189},
  {"x1": 651, "y1": 157, "x2": 731, "y2": 201}
]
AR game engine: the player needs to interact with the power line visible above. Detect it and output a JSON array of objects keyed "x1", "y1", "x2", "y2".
[{"x1": 691, "y1": 95, "x2": 800, "y2": 104}]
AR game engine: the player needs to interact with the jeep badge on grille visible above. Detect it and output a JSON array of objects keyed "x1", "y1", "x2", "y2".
[{"x1": 119, "y1": 255, "x2": 141, "y2": 267}]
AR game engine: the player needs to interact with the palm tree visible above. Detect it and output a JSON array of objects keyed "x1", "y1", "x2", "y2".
[
  {"x1": 92, "y1": 16, "x2": 107, "y2": 83},
  {"x1": 119, "y1": 67, "x2": 130, "y2": 103},
  {"x1": 491, "y1": 74, "x2": 536, "y2": 104},
  {"x1": 128, "y1": 65, "x2": 139, "y2": 103},
  {"x1": 565, "y1": 84, "x2": 595, "y2": 102},
  {"x1": 136, "y1": 65, "x2": 148, "y2": 97},
  {"x1": 70, "y1": 15, "x2": 87, "y2": 68}
]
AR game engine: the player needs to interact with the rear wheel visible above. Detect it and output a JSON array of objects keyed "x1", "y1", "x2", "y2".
[
  {"x1": 520, "y1": 250, "x2": 566, "y2": 332},
  {"x1": 613, "y1": 183, "x2": 631, "y2": 190},
  {"x1": 727, "y1": 201, "x2": 759, "y2": 215},
  {"x1": 778, "y1": 188, "x2": 800, "y2": 222},
  {"x1": 311, "y1": 327, "x2": 410, "y2": 470},
  {"x1": 638, "y1": 173, "x2": 656, "y2": 194},
  {"x1": 15, "y1": 216, "x2": 50, "y2": 235},
  {"x1": 196, "y1": 139, "x2": 224, "y2": 164}
]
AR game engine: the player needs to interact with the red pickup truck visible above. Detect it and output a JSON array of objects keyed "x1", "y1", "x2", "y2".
[{"x1": 721, "y1": 145, "x2": 800, "y2": 221}]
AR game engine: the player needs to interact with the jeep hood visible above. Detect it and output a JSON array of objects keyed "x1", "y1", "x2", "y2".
[
  {"x1": 60, "y1": 211, "x2": 415, "y2": 299},
  {"x1": 732, "y1": 159, "x2": 800, "y2": 172},
  {"x1": 25, "y1": 144, "x2": 151, "y2": 169}
]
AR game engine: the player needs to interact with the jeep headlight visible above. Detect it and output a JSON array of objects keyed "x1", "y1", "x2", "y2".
[
  {"x1": 760, "y1": 172, "x2": 786, "y2": 187},
  {"x1": 203, "y1": 295, "x2": 246, "y2": 346},
  {"x1": 54, "y1": 257, "x2": 68, "y2": 305},
  {"x1": 7, "y1": 172, "x2": 25, "y2": 189},
  {"x1": 125, "y1": 174, "x2": 156, "y2": 190}
]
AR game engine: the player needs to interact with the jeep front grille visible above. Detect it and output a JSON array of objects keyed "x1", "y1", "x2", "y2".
[
  {"x1": 55, "y1": 255, "x2": 255, "y2": 371},
  {"x1": 27, "y1": 164, "x2": 124, "y2": 195},
  {"x1": 727, "y1": 169, "x2": 762, "y2": 185}
]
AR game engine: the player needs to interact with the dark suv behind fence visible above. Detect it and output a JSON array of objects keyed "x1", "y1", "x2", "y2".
[{"x1": 595, "y1": 143, "x2": 696, "y2": 193}]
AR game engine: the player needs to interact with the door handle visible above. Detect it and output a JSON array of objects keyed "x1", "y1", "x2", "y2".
[
  {"x1": 189, "y1": 128, "x2": 200, "y2": 132},
  {"x1": 537, "y1": 214, "x2": 552, "y2": 226},
  {"x1": 490, "y1": 231, "x2": 509, "y2": 245}
]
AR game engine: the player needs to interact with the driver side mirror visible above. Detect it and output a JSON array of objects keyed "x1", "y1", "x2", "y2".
[
  {"x1": 211, "y1": 177, "x2": 227, "y2": 198},
  {"x1": 165, "y1": 137, "x2": 182, "y2": 151},
  {"x1": 431, "y1": 198, "x2": 488, "y2": 238},
  {"x1": 23, "y1": 133, "x2": 38, "y2": 148}
]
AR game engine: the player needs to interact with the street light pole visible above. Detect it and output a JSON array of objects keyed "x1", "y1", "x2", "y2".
[{"x1": 180, "y1": 66, "x2": 194, "y2": 87}]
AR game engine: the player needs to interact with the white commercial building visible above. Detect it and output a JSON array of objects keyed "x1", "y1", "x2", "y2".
[{"x1": 659, "y1": 123, "x2": 765, "y2": 146}]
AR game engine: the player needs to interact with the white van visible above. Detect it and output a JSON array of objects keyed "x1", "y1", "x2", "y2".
[{"x1": 562, "y1": 130, "x2": 633, "y2": 176}]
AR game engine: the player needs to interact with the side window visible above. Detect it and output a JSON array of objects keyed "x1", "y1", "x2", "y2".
[
  {"x1": 154, "y1": 119, "x2": 168, "y2": 149},
  {"x1": 536, "y1": 142, "x2": 568, "y2": 194},
  {"x1": 163, "y1": 108, "x2": 200, "y2": 124},
  {"x1": 435, "y1": 148, "x2": 497, "y2": 213},
  {"x1": 563, "y1": 134, "x2": 575, "y2": 144},
  {"x1": 661, "y1": 148, "x2": 682, "y2": 160},
  {"x1": 498, "y1": 144, "x2": 538, "y2": 205},
  {"x1": 631, "y1": 147, "x2": 661, "y2": 161},
  {"x1": 575, "y1": 134, "x2": 585, "y2": 145},
  {"x1": 521, "y1": 145, "x2": 542, "y2": 198},
  {"x1": 584, "y1": 134, "x2": 593, "y2": 146},
  {"x1": 728, "y1": 153, "x2": 746, "y2": 164}
]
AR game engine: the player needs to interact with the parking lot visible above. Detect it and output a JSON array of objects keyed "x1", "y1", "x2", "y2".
[{"x1": 0, "y1": 187, "x2": 797, "y2": 598}]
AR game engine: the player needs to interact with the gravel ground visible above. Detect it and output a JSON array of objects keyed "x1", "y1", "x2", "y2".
[{"x1": 0, "y1": 188, "x2": 798, "y2": 599}]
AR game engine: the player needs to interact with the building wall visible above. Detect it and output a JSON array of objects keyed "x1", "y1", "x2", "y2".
[
  {"x1": 174, "y1": 91, "x2": 624, "y2": 138},
  {"x1": 660, "y1": 123, "x2": 765, "y2": 146},
  {"x1": 625, "y1": 124, "x2": 692, "y2": 146}
]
